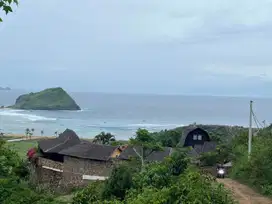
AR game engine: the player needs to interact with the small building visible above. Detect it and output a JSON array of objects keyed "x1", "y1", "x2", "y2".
[
  {"x1": 118, "y1": 146, "x2": 173, "y2": 162},
  {"x1": 33, "y1": 129, "x2": 122, "y2": 189},
  {"x1": 182, "y1": 127, "x2": 211, "y2": 147},
  {"x1": 32, "y1": 129, "x2": 173, "y2": 190},
  {"x1": 180, "y1": 126, "x2": 217, "y2": 157}
]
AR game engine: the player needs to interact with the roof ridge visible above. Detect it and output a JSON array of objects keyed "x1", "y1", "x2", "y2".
[{"x1": 44, "y1": 137, "x2": 70, "y2": 153}]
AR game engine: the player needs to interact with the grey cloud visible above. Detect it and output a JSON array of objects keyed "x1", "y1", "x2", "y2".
[{"x1": 0, "y1": 0, "x2": 272, "y2": 96}]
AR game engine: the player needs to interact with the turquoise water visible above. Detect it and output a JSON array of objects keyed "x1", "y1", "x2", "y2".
[{"x1": 0, "y1": 90, "x2": 271, "y2": 140}]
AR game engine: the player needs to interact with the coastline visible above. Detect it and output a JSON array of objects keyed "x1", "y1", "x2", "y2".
[{"x1": 1, "y1": 134, "x2": 55, "y2": 140}]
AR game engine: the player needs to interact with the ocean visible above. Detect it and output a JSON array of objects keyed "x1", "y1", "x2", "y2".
[{"x1": 0, "y1": 90, "x2": 271, "y2": 140}]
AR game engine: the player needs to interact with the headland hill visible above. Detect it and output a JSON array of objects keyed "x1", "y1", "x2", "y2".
[{"x1": 5, "y1": 87, "x2": 81, "y2": 111}]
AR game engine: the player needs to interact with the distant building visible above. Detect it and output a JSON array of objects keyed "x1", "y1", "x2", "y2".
[
  {"x1": 180, "y1": 126, "x2": 217, "y2": 157},
  {"x1": 31, "y1": 129, "x2": 172, "y2": 190}
]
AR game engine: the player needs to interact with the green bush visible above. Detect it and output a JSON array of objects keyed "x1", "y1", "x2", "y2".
[
  {"x1": 102, "y1": 164, "x2": 134, "y2": 200},
  {"x1": 126, "y1": 169, "x2": 235, "y2": 204},
  {"x1": 72, "y1": 181, "x2": 104, "y2": 204},
  {"x1": 230, "y1": 126, "x2": 272, "y2": 196},
  {"x1": 0, "y1": 178, "x2": 63, "y2": 204}
]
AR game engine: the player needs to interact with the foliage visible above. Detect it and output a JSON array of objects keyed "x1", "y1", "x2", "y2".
[
  {"x1": 152, "y1": 129, "x2": 181, "y2": 147},
  {"x1": 102, "y1": 164, "x2": 134, "y2": 200},
  {"x1": 0, "y1": 178, "x2": 64, "y2": 204},
  {"x1": 126, "y1": 168, "x2": 235, "y2": 204},
  {"x1": 9, "y1": 87, "x2": 81, "y2": 110},
  {"x1": 0, "y1": 139, "x2": 21, "y2": 177},
  {"x1": 72, "y1": 181, "x2": 104, "y2": 204},
  {"x1": 230, "y1": 125, "x2": 272, "y2": 196},
  {"x1": 73, "y1": 148, "x2": 235, "y2": 204},
  {"x1": 0, "y1": 139, "x2": 62, "y2": 204},
  {"x1": 129, "y1": 129, "x2": 163, "y2": 169},
  {"x1": 93, "y1": 132, "x2": 116, "y2": 145},
  {"x1": 152, "y1": 124, "x2": 248, "y2": 148},
  {"x1": 0, "y1": 0, "x2": 18, "y2": 22},
  {"x1": 164, "y1": 150, "x2": 189, "y2": 176}
]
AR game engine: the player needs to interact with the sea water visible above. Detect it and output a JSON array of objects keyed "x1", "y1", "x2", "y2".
[{"x1": 0, "y1": 90, "x2": 271, "y2": 140}]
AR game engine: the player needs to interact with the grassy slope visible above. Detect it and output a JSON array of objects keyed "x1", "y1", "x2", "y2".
[{"x1": 6, "y1": 140, "x2": 38, "y2": 158}]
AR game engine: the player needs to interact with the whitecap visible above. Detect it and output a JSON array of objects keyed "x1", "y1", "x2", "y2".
[
  {"x1": 0, "y1": 109, "x2": 57, "y2": 121},
  {"x1": 127, "y1": 123, "x2": 183, "y2": 128}
]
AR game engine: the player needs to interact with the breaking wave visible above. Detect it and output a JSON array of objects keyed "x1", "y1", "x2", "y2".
[{"x1": 0, "y1": 109, "x2": 57, "y2": 122}]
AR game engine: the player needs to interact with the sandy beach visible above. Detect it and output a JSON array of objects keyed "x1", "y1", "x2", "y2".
[{"x1": 1, "y1": 133, "x2": 55, "y2": 140}]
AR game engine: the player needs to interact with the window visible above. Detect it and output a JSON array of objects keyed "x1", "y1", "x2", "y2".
[
  {"x1": 198, "y1": 135, "x2": 202, "y2": 140},
  {"x1": 193, "y1": 135, "x2": 198, "y2": 140}
]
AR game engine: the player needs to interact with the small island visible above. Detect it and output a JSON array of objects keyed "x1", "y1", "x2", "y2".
[
  {"x1": 9, "y1": 87, "x2": 81, "y2": 110},
  {"x1": 0, "y1": 87, "x2": 11, "y2": 91}
]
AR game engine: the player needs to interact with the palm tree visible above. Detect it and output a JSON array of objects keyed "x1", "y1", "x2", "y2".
[
  {"x1": 25, "y1": 128, "x2": 30, "y2": 139},
  {"x1": 54, "y1": 131, "x2": 58, "y2": 137},
  {"x1": 93, "y1": 132, "x2": 116, "y2": 145},
  {"x1": 41, "y1": 130, "x2": 44, "y2": 136},
  {"x1": 29, "y1": 128, "x2": 35, "y2": 139}
]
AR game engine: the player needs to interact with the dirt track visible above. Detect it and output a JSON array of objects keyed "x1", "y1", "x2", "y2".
[{"x1": 218, "y1": 178, "x2": 272, "y2": 204}]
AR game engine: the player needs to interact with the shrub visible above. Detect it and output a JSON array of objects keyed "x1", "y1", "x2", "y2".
[
  {"x1": 72, "y1": 181, "x2": 104, "y2": 204},
  {"x1": 102, "y1": 164, "x2": 134, "y2": 200}
]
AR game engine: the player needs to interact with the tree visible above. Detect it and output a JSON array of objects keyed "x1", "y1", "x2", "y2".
[
  {"x1": 25, "y1": 128, "x2": 30, "y2": 138},
  {"x1": 41, "y1": 130, "x2": 44, "y2": 136},
  {"x1": 0, "y1": 0, "x2": 18, "y2": 22},
  {"x1": 152, "y1": 129, "x2": 181, "y2": 147},
  {"x1": 93, "y1": 132, "x2": 116, "y2": 145},
  {"x1": 0, "y1": 139, "x2": 21, "y2": 177},
  {"x1": 129, "y1": 129, "x2": 163, "y2": 170},
  {"x1": 102, "y1": 164, "x2": 134, "y2": 200}
]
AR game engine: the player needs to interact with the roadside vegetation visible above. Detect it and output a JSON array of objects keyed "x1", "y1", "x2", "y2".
[{"x1": 230, "y1": 125, "x2": 272, "y2": 196}]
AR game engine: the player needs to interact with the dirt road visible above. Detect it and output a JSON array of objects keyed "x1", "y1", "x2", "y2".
[{"x1": 218, "y1": 178, "x2": 272, "y2": 204}]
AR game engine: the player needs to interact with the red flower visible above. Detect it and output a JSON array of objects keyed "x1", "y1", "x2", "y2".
[{"x1": 27, "y1": 148, "x2": 36, "y2": 159}]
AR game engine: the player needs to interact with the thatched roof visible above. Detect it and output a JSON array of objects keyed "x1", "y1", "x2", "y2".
[
  {"x1": 118, "y1": 146, "x2": 172, "y2": 162},
  {"x1": 59, "y1": 142, "x2": 117, "y2": 161},
  {"x1": 38, "y1": 129, "x2": 80, "y2": 153}
]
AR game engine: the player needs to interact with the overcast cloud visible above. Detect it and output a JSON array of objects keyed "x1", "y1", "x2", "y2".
[{"x1": 0, "y1": 0, "x2": 272, "y2": 96}]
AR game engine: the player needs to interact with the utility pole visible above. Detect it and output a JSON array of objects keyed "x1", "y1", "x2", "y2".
[{"x1": 248, "y1": 100, "x2": 253, "y2": 160}]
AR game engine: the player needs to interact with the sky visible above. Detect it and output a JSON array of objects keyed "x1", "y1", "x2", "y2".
[{"x1": 0, "y1": 0, "x2": 272, "y2": 96}]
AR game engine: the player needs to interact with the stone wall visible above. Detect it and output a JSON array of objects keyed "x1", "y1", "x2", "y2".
[
  {"x1": 38, "y1": 157, "x2": 63, "y2": 170},
  {"x1": 30, "y1": 158, "x2": 63, "y2": 188},
  {"x1": 62, "y1": 156, "x2": 113, "y2": 187},
  {"x1": 31, "y1": 156, "x2": 114, "y2": 190}
]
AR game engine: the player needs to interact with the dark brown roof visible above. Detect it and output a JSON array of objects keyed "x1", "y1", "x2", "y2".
[
  {"x1": 59, "y1": 142, "x2": 117, "y2": 161},
  {"x1": 186, "y1": 141, "x2": 217, "y2": 157},
  {"x1": 187, "y1": 148, "x2": 199, "y2": 157},
  {"x1": 194, "y1": 144, "x2": 203, "y2": 154},
  {"x1": 118, "y1": 146, "x2": 172, "y2": 162},
  {"x1": 38, "y1": 129, "x2": 80, "y2": 153},
  {"x1": 202, "y1": 141, "x2": 217, "y2": 153}
]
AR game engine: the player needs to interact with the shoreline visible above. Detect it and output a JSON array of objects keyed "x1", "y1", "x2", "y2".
[{"x1": 1, "y1": 134, "x2": 55, "y2": 140}]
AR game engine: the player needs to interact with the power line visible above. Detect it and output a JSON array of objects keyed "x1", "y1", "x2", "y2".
[{"x1": 252, "y1": 110, "x2": 264, "y2": 129}]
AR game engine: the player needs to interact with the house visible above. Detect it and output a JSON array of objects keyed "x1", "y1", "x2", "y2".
[
  {"x1": 33, "y1": 129, "x2": 172, "y2": 189},
  {"x1": 38, "y1": 129, "x2": 81, "y2": 162},
  {"x1": 118, "y1": 146, "x2": 173, "y2": 162},
  {"x1": 180, "y1": 126, "x2": 217, "y2": 157},
  {"x1": 33, "y1": 129, "x2": 122, "y2": 188}
]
